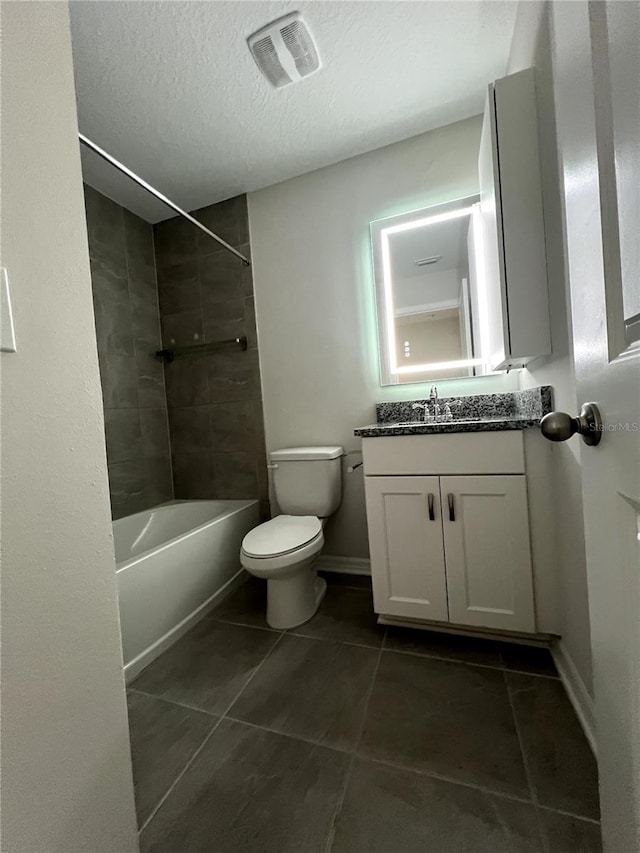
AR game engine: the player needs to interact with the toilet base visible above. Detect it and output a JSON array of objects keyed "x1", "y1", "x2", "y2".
[{"x1": 266, "y1": 568, "x2": 327, "y2": 630}]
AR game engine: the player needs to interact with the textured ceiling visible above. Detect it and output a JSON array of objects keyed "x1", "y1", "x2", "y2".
[{"x1": 69, "y1": 1, "x2": 517, "y2": 222}]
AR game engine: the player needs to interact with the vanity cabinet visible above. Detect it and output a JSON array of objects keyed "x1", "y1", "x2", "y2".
[{"x1": 363, "y1": 433, "x2": 536, "y2": 634}]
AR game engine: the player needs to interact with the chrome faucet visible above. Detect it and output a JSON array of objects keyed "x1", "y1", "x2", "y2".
[{"x1": 429, "y1": 386, "x2": 440, "y2": 421}]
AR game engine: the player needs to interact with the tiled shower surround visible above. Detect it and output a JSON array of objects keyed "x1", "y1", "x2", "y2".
[
  {"x1": 84, "y1": 186, "x2": 173, "y2": 519},
  {"x1": 154, "y1": 196, "x2": 268, "y2": 515},
  {"x1": 85, "y1": 188, "x2": 268, "y2": 519}
]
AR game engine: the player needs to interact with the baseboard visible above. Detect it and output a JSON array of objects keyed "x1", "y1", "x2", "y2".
[
  {"x1": 552, "y1": 640, "x2": 597, "y2": 757},
  {"x1": 123, "y1": 568, "x2": 246, "y2": 684},
  {"x1": 316, "y1": 555, "x2": 371, "y2": 576}
]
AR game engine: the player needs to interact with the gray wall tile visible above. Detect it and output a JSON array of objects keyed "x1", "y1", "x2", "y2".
[
  {"x1": 154, "y1": 217, "x2": 197, "y2": 267},
  {"x1": 164, "y1": 359, "x2": 209, "y2": 407},
  {"x1": 194, "y1": 196, "x2": 242, "y2": 251},
  {"x1": 173, "y1": 451, "x2": 215, "y2": 499},
  {"x1": 154, "y1": 195, "x2": 267, "y2": 511},
  {"x1": 161, "y1": 310, "x2": 203, "y2": 348},
  {"x1": 85, "y1": 186, "x2": 173, "y2": 517},
  {"x1": 140, "y1": 408, "x2": 172, "y2": 459},
  {"x1": 136, "y1": 353, "x2": 166, "y2": 409},
  {"x1": 104, "y1": 409, "x2": 143, "y2": 465},
  {"x1": 207, "y1": 349, "x2": 261, "y2": 403},
  {"x1": 99, "y1": 353, "x2": 140, "y2": 409},
  {"x1": 169, "y1": 406, "x2": 212, "y2": 455},
  {"x1": 108, "y1": 459, "x2": 147, "y2": 520},
  {"x1": 84, "y1": 185, "x2": 125, "y2": 256},
  {"x1": 93, "y1": 298, "x2": 134, "y2": 355},
  {"x1": 210, "y1": 451, "x2": 258, "y2": 499},
  {"x1": 202, "y1": 298, "x2": 246, "y2": 343},
  {"x1": 199, "y1": 251, "x2": 243, "y2": 303},
  {"x1": 244, "y1": 297, "x2": 257, "y2": 348},
  {"x1": 208, "y1": 400, "x2": 259, "y2": 452},
  {"x1": 157, "y1": 260, "x2": 200, "y2": 314}
]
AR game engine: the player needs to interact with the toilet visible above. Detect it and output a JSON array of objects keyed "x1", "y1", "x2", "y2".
[{"x1": 240, "y1": 446, "x2": 344, "y2": 629}]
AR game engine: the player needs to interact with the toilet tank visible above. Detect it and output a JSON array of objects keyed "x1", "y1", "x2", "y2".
[{"x1": 270, "y1": 446, "x2": 344, "y2": 517}]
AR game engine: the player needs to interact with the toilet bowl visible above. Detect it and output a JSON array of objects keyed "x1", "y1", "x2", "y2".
[
  {"x1": 239, "y1": 445, "x2": 344, "y2": 630},
  {"x1": 240, "y1": 515, "x2": 327, "y2": 629}
]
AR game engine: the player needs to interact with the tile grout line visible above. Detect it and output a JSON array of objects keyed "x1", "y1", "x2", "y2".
[
  {"x1": 536, "y1": 803, "x2": 601, "y2": 826},
  {"x1": 219, "y1": 630, "x2": 287, "y2": 719},
  {"x1": 137, "y1": 713, "x2": 224, "y2": 836},
  {"x1": 380, "y1": 644, "x2": 560, "y2": 679},
  {"x1": 223, "y1": 714, "x2": 351, "y2": 755},
  {"x1": 504, "y1": 669, "x2": 548, "y2": 853},
  {"x1": 127, "y1": 686, "x2": 219, "y2": 719},
  {"x1": 322, "y1": 630, "x2": 387, "y2": 853},
  {"x1": 209, "y1": 615, "x2": 282, "y2": 634},
  {"x1": 136, "y1": 630, "x2": 285, "y2": 837},
  {"x1": 360, "y1": 753, "x2": 535, "y2": 807}
]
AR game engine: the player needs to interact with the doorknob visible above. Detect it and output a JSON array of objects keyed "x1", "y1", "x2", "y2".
[{"x1": 540, "y1": 402, "x2": 602, "y2": 447}]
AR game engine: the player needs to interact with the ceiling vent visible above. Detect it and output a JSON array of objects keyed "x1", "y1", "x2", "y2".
[
  {"x1": 415, "y1": 255, "x2": 442, "y2": 267},
  {"x1": 248, "y1": 12, "x2": 321, "y2": 88}
]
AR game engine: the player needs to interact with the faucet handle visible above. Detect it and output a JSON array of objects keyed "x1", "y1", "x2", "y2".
[{"x1": 411, "y1": 402, "x2": 433, "y2": 423}]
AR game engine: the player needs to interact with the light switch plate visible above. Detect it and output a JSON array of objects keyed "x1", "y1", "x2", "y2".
[{"x1": 1, "y1": 266, "x2": 17, "y2": 352}]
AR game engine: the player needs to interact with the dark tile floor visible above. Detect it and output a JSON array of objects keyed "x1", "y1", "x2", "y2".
[{"x1": 128, "y1": 573, "x2": 601, "y2": 853}]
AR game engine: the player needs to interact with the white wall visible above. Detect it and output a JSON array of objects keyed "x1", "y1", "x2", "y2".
[
  {"x1": 249, "y1": 116, "x2": 518, "y2": 558},
  {"x1": 507, "y1": 1, "x2": 593, "y2": 695},
  {"x1": 1, "y1": 4, "x2": 139, "y2": 851}
]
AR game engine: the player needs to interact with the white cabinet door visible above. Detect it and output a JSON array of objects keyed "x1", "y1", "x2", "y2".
[
  {"x1": 441, "y1": 475, "x2": 535, "y2": 632},
  {"x1": 365, "y1": 476, "x2": 448, "y2": 621},
  {"x1": 479, "y1": 69, "x2": 551, "y2": 370}
]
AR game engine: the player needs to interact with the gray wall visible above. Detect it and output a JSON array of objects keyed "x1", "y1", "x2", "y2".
[
  {"x1": 84, "y1": 185, "x2": 173, "y2": 518},
  {"x1": 507, "y1": 1, "x2": 593, "y2": 695},
  {"x1": 154, "y1": 196, "x2": 268, "y2": 517},
  {"x1": 1, "y1": 3, "x2": 139, "y2": 850}
]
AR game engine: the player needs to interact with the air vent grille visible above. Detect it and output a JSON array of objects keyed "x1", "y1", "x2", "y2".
[
  {"x1": 280, "y1": 19, "x2": 319, "y2": 77},
  {"x1": 248, "y1": 12, "x2": 321, "y2": 88},
  {"x1": 251, "y1": 35, "x2": 291, "y2": 89}
]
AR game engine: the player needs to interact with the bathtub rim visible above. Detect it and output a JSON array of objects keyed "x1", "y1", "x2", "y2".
[{"x1": 114, "y1": 498, "x2": 259, "y2": 573}]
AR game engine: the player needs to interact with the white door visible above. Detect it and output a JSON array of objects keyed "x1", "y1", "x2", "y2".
[
  {"x1": 364, "y1": 476, "x2": 448, "y2": 621},
  {"x1": 552, "y1": 3, "x2": 640, "y2": 849},
  {"x1": 441, "y1": 476, "x2": 535, "y2": 633}
]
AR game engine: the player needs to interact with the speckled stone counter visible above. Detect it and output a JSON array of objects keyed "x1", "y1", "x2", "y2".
[{"x1": 354, "y1": 386, "x2": 553, "y2": 437}]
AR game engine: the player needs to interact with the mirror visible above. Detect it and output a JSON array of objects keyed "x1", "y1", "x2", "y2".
[{"x1": 371, "y1": 196, "x2": 493, "y2": 385}]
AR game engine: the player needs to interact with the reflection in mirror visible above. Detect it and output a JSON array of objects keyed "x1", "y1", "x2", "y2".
[{"x1": 371, "y1": 196, "x2": 492, "y2": 386}]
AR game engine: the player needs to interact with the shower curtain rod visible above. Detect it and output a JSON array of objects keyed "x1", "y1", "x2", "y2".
[{"x1": 78, "y1": 133, "x2": 251, "y2": 266}]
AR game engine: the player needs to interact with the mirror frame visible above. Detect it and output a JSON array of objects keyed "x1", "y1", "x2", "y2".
[{"x1": 370, "y1": 195, "x2": 490, "y2": 386}]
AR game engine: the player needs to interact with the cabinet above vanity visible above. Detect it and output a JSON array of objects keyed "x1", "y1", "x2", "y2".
[{"x1": 355, "y1": 387, "x2": 553, "y2": 639}]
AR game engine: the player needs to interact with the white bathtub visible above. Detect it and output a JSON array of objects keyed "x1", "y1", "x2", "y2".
[{"x1": 114, "y1": 499, "x2": 259, "y2": 682}]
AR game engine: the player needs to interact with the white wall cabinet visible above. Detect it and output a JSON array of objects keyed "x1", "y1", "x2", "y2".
[
  {"x1": 363, "y1": 434, "x2": 537, "y2": 634},
  {"x1": 479, "y1": 67, "x2": 551, "y2": 371}
]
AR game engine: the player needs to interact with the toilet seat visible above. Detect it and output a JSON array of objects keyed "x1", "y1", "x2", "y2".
[
  {"x1": 240, "y1": 515, "x2": 324, "y2": 575},
  {"x1": 242, "y1": 515, "x2": 322, "y2": 558}
]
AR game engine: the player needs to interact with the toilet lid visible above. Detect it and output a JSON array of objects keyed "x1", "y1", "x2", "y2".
[{"x1": 242, "y1": 515, "x2": 322, "y2": 558}]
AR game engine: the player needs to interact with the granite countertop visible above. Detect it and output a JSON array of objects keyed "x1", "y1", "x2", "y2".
[{"x1": 354, "y1": 386, "x2": 553, "y2": 438}]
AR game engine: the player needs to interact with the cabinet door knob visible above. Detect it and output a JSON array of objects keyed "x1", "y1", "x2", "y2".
[
  {"x1": 448, "y1": 493, "x2": 455, "y2": 522},
  {"x1": 428, "y1": 493, "x2": 435, "y2": 521}
]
